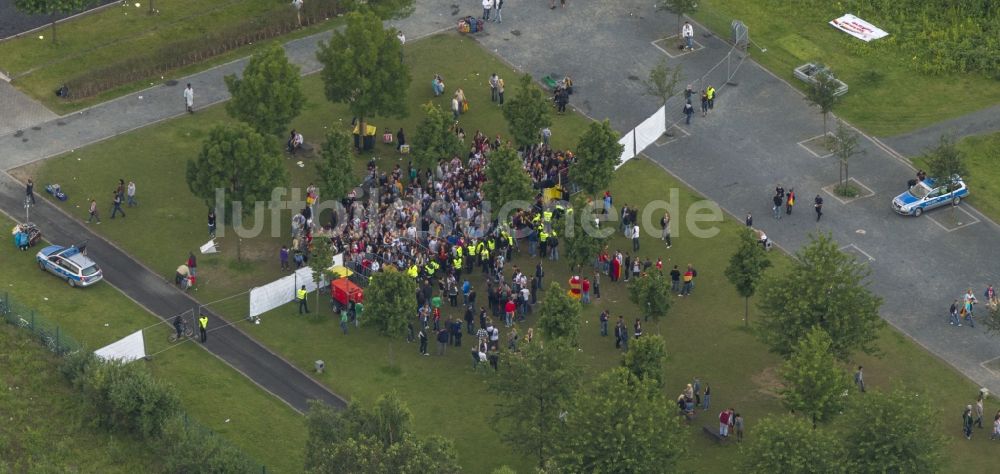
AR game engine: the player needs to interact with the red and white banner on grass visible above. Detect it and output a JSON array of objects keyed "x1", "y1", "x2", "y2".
[{"x1": 829, "y1": 14, "x2": 889, "y2": 42}]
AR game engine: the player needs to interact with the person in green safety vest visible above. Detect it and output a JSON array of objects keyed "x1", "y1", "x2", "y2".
[
  {"x1": 408, "y1": 265, "x2": 419, "y2": 278},
  {"x1": 297, "y1": 285, "x2": 309, "y2": 314},
  {"x1": 455, "y1": 245, "x2": 463, "y2": 258},
  {"x1": 480, "y1": 247, "x2": 490, "y2": 271},
  {"x1": 198, "y1": 314, "x2": 209, "y2": 343}
]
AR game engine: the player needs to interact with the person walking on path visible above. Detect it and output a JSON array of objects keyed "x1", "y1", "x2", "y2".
[
  {"x1": 126, "y1": 181, "x2": 137, "y2": 207},
  {"x1": 183, "y1": 83, "x2": 194, "y2": 113},
  {"x1": 682, "y1": 21, "x2": 694, "y2": 51},
  {"x1": 706, "y1": 85, "x2": 716, "y2": 111},
  {"x1": 854, "y1": 366, "x2": 866, "y2": 393},
  {"x1": 482, "y1": 0, "x2": 493, "y2": 21},
  {"x1": 950, "y1": 299, "x2": 962, "y2": 326},
  {"x1": 963, "y1": 405, "x2": 974, "y2": 439},
  {"x1": 198, "y1": 314, "x2": 208, "y2": 343},
  {"x1": 297, "y1": 285, "x2": 309, "y2": 314},
  {"x1": 493, "y1": 0, "x2": 503, "y2": 23},
  {"x1": 814, "y1": 195, "x2": 824, "y2": 221},
  {"x1": 87, "y1": 198, "x2": 101, "y2": 224},
  {"x1": 785, "y1": 189, "x2": 795, "y2": 215},
  {"x1": 772, "y1": 193, "x2": 782, "y2": 219},
  {"x1": 25, "y1": 178, "x2": 35, "y2": 205},
  {"x1": 683, "y1": 100, "x2": 694, "y2": 125},
  {"x1": 700, "y1": 90, "x2": 708, "y2": 117}
]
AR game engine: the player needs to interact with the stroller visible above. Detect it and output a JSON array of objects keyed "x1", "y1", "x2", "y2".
[{"x1": 12, "y1": 223, "x2": 41, "y2": 251}]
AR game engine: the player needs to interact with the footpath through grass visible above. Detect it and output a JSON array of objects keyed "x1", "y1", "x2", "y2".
[
  {"x1": 693, "y1": 0, "x2": 1000, "y2": 136},
  {"x1": 0, "y1": 0, "x2": 341, "y2": 114},
  {"x1": 0, "y1": 215, "x2": 306, "y2": 472},
  {"x1": 18, "y1": 33, "x2": 999, "y2": 472}
]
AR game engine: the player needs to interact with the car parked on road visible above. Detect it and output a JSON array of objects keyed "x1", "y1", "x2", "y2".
[
  {"x1": 36, "y1": 244, "x2": 103, "y2": 287},
  {"x1": 892, "y1": 176, "x2": 969, "y2": 217}
]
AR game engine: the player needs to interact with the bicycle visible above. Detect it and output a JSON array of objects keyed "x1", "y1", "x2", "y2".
[{"x1": 168, "y1": 314, "x2": 195, "y2": 343}]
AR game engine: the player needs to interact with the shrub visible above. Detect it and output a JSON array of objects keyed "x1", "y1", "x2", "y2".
[
  {"x1": 78, "y1": 358, "x2": 181, "y2": 439},
  {"x1": 161, "y1": 416, "x2": 258, "y2": 473}
]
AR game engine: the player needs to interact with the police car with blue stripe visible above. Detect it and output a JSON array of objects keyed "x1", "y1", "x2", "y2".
[
  {"x1": 36, "y1": 244, "x2": 103, "y2": 287},
  {"x1": 892, "y1": 176, "x2": 969, "y2": 217}
]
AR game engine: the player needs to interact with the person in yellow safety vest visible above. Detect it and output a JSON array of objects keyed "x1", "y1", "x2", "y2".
[
  {"x1": 539, "y1": 230, "x2": 549, "y2": 243},
  {"x1": 408, "y1": 265, "x2": 419, "y2": 278},
  {"x1": 297, "y1": 285, "x2": 309, "y2": 314},
  {"x1": 476, "y1": 240, "x2": 486, "y2": 255},
  {"x1": 424, "y1": 263, "x2": 436, "y2": 276},
  {"x1": 468, "y1": 241, "x2": 478, "y2": 258},
  {"x1": 543, "y1": 209, "x2": 553, "y2": 222},
  {"x1": 455, "y1": 245, "x2": 463, "y2": 258},
  {"x1": 480, "y1": 247, "x2": 489, "y2": 269},
  {"x1": 487, "y1": 238, "x2": 496, "y2": 251},
  {"x1": 532, "y1": 214, "x2": 541, "y2": 226},
  {"x1": 198, "y1": 314, "x2": 208, "y2": 343},
  {"x1": 453, "y1": 256, "x2": 463, "y2": 271}
]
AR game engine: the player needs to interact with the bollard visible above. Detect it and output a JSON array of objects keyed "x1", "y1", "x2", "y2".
[{"x1": 315, "y1": 360, "x2": 325, "y2": 374}]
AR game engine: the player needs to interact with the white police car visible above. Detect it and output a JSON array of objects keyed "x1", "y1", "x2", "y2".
[
  {"x1": 892, "y1": 176, "x2": 969, "y2": 217},
  {"x1": 36, "y1": 244, "x2": 103, "y2": 287}
]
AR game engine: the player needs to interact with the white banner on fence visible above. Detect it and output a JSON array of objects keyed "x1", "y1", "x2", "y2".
[
  {"x1": 617, "y1": 129, "x2": 635, "y2": 168},
  {"x1": 248, "y1": 254, "x2": 343, "y2": 317},
  {"x1": 94, "y1": 330, "x2": 146, "y2": 363},
  {"x1": 829, "y1": 14, "x2": 888, "y2": 42},
  {"x1": 634, "y1": 105, "x2": 666, "y2": 152}
]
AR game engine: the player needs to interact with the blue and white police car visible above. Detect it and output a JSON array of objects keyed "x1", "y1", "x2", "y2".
[
  {"x1": 36, "y1": 244, "x2": 103, "y2": 287},
  {"x1": 891, "y1": 176, "x2": 969, "y2": 217}
]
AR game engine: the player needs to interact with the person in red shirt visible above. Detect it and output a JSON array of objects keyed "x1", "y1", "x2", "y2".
[
  {"x1": 655, "y1": 258, "x2": 663, "y2": 272},
  {"x1": 582, "y1": 278, "x2": 591, "y2": 304},
  {"x1": 504, "y1": 299, "x2": 516, "y2": 327},
  {"x1": 719, "y1": 409, "x2": 732, "y2": 437}
]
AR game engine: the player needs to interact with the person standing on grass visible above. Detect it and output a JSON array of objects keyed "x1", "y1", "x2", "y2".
[
  {"x1": 87, "y1": 197, "x2": 101, "y2": 224},
  {"x1": 975, "y1": 394, "x2": 985, "y2": 428},
  {"x1": 489, "y1": 73, "x2": 499, "y2": 102},
  {"x1": 719, "y1": 408, "x2": 732, "y2": 437},
  {"x1": 437, "y1": 327, "x2": 449, "y2": 355},
  {"x1": 661, "y1": 211, "x2": 672, "y2": 248},
  {"x1": 600, "y1": 310, "x2": 609, "y2": 336},
  {"x1": 183, "y1": 83, "x2": 194, "y2": 113},
  {"x1": 963, "y1": 405, "x2": 974, "y2": 440},
  {"x1": 126, "y1": 181, "x2": 137, "y2": 207},
  {"x1": 26, "y1": 178, "x2": 35, "y2": 204},
  {"x1": 631, "y1": 223, "x2": 640, "y2": 251},
  {"x1": 854, "y1": 366, "x2": 865, "y2": 393},
  {"x1": 497, "y1": 75, "x2": 505, "y2": 105},
  {"x1": 418, "y1": 326, "x2": 429, "y2": 355},
  {"x1": 208, "y1": 209, "x2": 217, "y2": 237},
  {"x1": 593, "y1": 270, "x2": 601, "y2": 299},
  {"x1": 734, "y1": 412, "x2": 744, "y2": 442},
  {"x1": 703, "y1": 384, "x2": 711, "y2": 410},
  {"x1": 297, "y1": 285, "x2": 309, "y2": 314},
  {"x1": 340, "y1": 309, "x2": 349, "y2": 335},
  {"x1": 581, "y1": 277, "x2": 590, "y2": 304},
  {"x1": 110, "y1": 191, "x2": 126, "y2": 219},
  {"x1": 451, "y1": 94, "x2": 460, "y2": 121},
  {"x1": 280, "y1": 245, "x2": 290, "y2": 271},
  {"x1": 198, "y1": 314, "x2": 208, "y2": 343},
  {"x1": 682, "y1": 21, "x2": 694, "y2": 51}
]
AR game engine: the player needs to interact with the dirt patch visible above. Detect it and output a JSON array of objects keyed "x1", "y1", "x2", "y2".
[{"x1": 751, "y1": 366, "x2": 784, "y2": 399}]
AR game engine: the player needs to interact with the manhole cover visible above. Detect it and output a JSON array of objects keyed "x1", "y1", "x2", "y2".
[{"x1": 165, "y1": 79, "x2": 178, "y2": 86}]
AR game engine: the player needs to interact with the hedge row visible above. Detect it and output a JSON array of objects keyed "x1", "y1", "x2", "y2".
[{"x1": 63, "y1": 0, "x2": 343, "y2": 100}]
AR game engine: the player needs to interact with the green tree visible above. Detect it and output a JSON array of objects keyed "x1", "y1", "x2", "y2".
[
  {"x1": 224, "y1": 43, "x2": 305, "y2": 137},
  {"x1": 161, "y1": 416, "x2": 257, "y2": 473},
  {"x1": 14, "y1": 0, "x2": 96, "y2": 43},
  {"x1": 502, "y1": 74, "x2": 552, "y2": 150},
  {"x1": 537, "y1": 282, "x2": 581, "y2": 346},
  {"x1": 315, "y1": 129, "x2": 356, "y2": 202},
  {"x1": 922, "y1": 134, "x2": 969, "y2": 194},
  {"x1": 725, "y1": 226, "x2": 772, "y2": 326},
  {"x1": 363, "y1": 269, "x2": 417, "y2": 338},
  {"x1": 779, "y1": 327, "x2": 851, "y2": 428},
  {"x1": 411, "y1": 102, "x2": 464, "y2": 172},
  {"x1": 316, "y1": 9, "x2": 410, "y2": 140},
  {"x1": 560, "y1": 198, "x2": 607, "y2": 273},
  {"x1": 342, "y1": 0, "x2": 414, "y2": 19},
  {"x1": 305, "y1": 395, "x2": 459, "y2": 473},
  {"x1": 740, "y1": 415, "x2": 844, "y2": 474},
  {"x1": 556, "y1": 367, "x2": 687, "y2": 473},
  {"x1": 757, "y1": 233, "x2": 884, "y2": 360},
  {"x1": 984, "y1": 303, "x2": 1000, "y2": 336},
  {"x1": 628, "y1": 270, "x2": 673, "y2": 331},
  {"x1": 804, "y1": 71, "x2": 842, "y2": 136},
  {"x1": 622, "y1": 334, "x2": 668, "y2": 387},
  {"x1": 490, "y1": 341, "x2": 580, "y2": 467},
  {"x1": 483, "y1": 144, "x2": 534, "y2": 211},
  {"x1": 830, "y1": 120, "x2": 865, "y2": 196},
  {"x1": 186, "y1": 123, "x2": 289, "y2": 261},
  {"x1": 570, "y1": 120, "x2": 623, "y2": 197},
  {"x1": 656, "y1": 0, "x2": 699, "y2": 40},
  {"x1": 308, "y1": 237, "x2": 335, "y2": 309},
  {"x1": 843, "y1": 387, "x2": 944, "y2": 474},
  {"x1": 642, "y1": 59, "x2": 682, "y2": 130}
]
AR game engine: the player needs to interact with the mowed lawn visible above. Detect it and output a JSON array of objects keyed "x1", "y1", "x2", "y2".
[
  {"x1": 912, "y1": 132, "x2": 1000, "y2": 224},
  {"x1": 0, "y1": 0, "x2": 341, "y2": 113},
  {"x1": 16, "y1": 34, "x2": 999, "y2": 473},
  {"x1": 693, "y1": 0, "x2": 1000, "y2": 136},
  {"x1": 0, "y1": 215, "x2": 307, "y2": 472}
]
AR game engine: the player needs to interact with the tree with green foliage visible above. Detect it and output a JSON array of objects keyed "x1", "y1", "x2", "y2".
[
  {"x1": 984, "y1": 303, "x2": 1000, "y2": 336},
  {"x1": 411, "y1": 102, "x2": 464, "y2": 171},
  {"x1": 316, "y1": 9, "x2": 410, "y2": 140},
  {"x1": 537, "y1": 282, "x2": 582, "y2": 346},
  {"x1": 502, "y1": 74, "x2": 552, "y2": 150},
  {"x1": 757, "y1": 233, "x2": 884, "y2": 360},
  {"x1": 14, "y1": 0, "x2": 97, "y2": 43},
  {"x1": 804, "y1": 71, "x2": 842, "y2": 136},
  {"x1": 830, "y1": 120, "x2": 865, "y2": 196},
  {"x1": 922, "y1": 135, "x2": 968, "y2": 194},
  {"x1": 342, "y1": 0, "x2": 414, "y2": 19},
  {"x1": 622, "y1": 334, "x2": 668, "y2": 387},
  {"x1": 186, "y1": 123, "x2": 289, "y2": 261},
  {"x1": 308, "y1": 237, "x2": 335, "y2": 309},
  {"x1": 725, "y1": 226, "x2": 772, "y2": 326},
  {"x1": 655, "y1": 0, "x2": 699, "y2": 42},
  {"x1": 561, "y1": 198, "x2": 607, "y2": 273},
  {"x1": 740, "y1": 415, "x2": 844, "y2": 474},
  {"x1": 483, "y1": 145, "x2": 534, "y2": 211},
  {"x1": 224, "y1": 43, "x2": 305, "y2": 137},
  {"x1": 315, "y1": 129, "x2": 356, "y2": 202},
  {"x1": 305, "y1": 395, "x2": 460, "y2": 473},
  {"x1": 490, "y1": 341, "x2": 580, "y2": 467},
  {"x1": 642, "y1": 59, "x2": 683, "y2": 130},
  {"x1": 161, "y1": 416, "x2": 257, "y2": 473},
  {"x1": 571, "y1": 120, "x2": 623, "y2": 197},
  {"x1": 556, "y1": 367, "x2": 687, "y2": 473},
  {"x1": 363, "y1": 269, "x2": 417, "y2": 338},
  {"x1": 779, "y1": 327, "x2": 852, "y2": 428},
  {"x1": 628, "y1": 270, "x2": 672, "y2": 331},
  {"x1": 843, "y1": 387, "x2": 944, "y2": 474}
]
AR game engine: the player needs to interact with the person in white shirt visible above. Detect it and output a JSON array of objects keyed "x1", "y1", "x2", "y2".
[
  {"x1": 183, "y1": 83, "x2": 194, "y2": 113},
  {"x1": 482, "y1": 0, "x2": 493, "y2": 21},
  {"x1": 682, "y1": 22, "x2": 694, "y2": 51},
  {"x1": 396, "y1": 31, "x2": 405, "y2": 45}
]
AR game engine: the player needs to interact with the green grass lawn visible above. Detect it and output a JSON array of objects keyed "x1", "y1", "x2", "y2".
[
  {"x1": 0, "y1": 323, "x2": 159, "y2": 472},
  {"x1": 692, "y1": 0, "x2": 1000, "y2": 136},
  {"x1": 912, "y1": 132, "x2": 1000, "y2": 224},
  {"x1": 0, "y1": 215, "x2": 307, "y2": 472},
  {"x1": 17, "y1": 33, "x2": 1000, "y2": 473},
  {"x1": 0, "y1": 0, "x2": 342, "y2": 114}
]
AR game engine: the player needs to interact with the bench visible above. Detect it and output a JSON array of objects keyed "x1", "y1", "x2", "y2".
[{"x1": 702, "y1": 425, "x2": 728, "y2": 443}]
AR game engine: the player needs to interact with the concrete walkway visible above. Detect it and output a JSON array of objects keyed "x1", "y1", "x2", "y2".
[
  {"x1": 0, "y1": 80, "x2": 58, "y2": 136},
  {"x1": 880, "y1": 104, "x2": 1000, "y2": 158}
]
